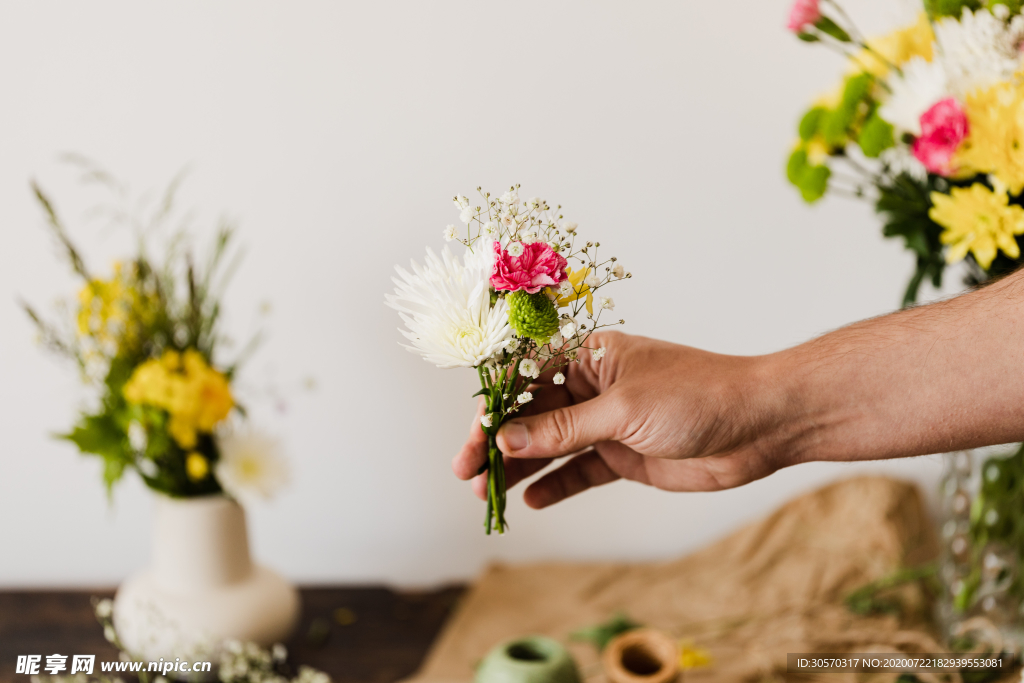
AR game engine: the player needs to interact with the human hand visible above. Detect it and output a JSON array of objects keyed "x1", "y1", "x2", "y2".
[{"x1": 451, "y1": 331, "x2": 793, "y2": 509}]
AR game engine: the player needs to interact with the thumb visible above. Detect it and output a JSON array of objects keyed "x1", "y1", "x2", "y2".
[{"x1": 496, "y1": 393, "x2": 622, "y2": 459}]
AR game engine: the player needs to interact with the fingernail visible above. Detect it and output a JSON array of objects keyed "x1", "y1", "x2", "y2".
[{"x1": 500, "y1": 422, "x2": 529, "y2": 451}]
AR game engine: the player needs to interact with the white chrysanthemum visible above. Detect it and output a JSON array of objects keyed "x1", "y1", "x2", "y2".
[
  {"x1": 592, "y1": 347, "x2": 606, "y2": 361},
  {"x1": 612, "y1": 263, "x2": 625, "y2": 279},
  {"x1": 879, "y1": 57, "x2": 949, "y2": 135},
  {"x1": 507, "y1": 241, "x2": 525, "y2": 257},
  {"x1": 386, "y1": 246, "x2": 512, "y2": 368},
  {"x1": 454, "y1": 195, "x2": 469, "y2": 209},
  {"x1": 519, "y1": 359, "x2": 540, "y2": 379},
  {"x1": 880, "y1": 146, "x2": 928, "y2": 183},
  {"x1": 934, "y1": 8, "x2": 1024, "y2": 98},
  {"x1": 599, "y1": 296, "x2": 615, "y2": 311},
  {"x1": 215, "y1": 431, "x2": 289, "y2": 502},
  {"x1": 517, "y1": 391, "x2": 533, "y2": 404},
  {"x1": 443, "y1": 225, "x2": 458, "y2": 242},
  {"x1": 481, "y1": 413, "x2": 493, "y2": 428},
  {"x1": 553, "y1": 372, "x2": 565, "y2": 385}
]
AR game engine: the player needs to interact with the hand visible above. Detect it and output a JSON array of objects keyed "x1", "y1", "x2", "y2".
[{"x1": 451, "y1": 331, "x2": 792, "y2": 509}]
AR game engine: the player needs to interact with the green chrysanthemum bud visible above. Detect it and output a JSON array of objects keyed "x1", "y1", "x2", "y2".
[{"x1": 507, "y1": 290, "x2": 560, "y2": 342}]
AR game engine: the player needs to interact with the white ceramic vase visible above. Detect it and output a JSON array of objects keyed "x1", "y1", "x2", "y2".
[{"x1": 113, "y1": 495, "x2": 300, "y2": 664}]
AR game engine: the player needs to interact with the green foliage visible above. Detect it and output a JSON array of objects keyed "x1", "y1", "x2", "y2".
[
  {"x1": 925, "y1": 0, "x2": 982, "y2": 17},
  {"x1": 570, "y1": 613, "x2": 641, "y2": 651},
  {"x1": 814, "y1": 16, "x2": 852, "y2": 42},
  {"x1": 787, "y1": 148, "x2": 831, "y2": 203},
  {"x1": 507, "y1": 290, "x2": 560, "y2": 342},
  {"x1": 858, "y1": 110, "x2": 895, "y2": 158},
  {"x1": 874, "y1": 174, "x2": 948, "y2": 306},
  {"x1": 844, "y1": 564, "x2": 938, "y2": 616}
]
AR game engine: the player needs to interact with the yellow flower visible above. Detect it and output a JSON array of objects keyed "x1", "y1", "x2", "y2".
[
  {"x1": 930, "y1": 184, "x2": 1024, "y2": 269},
  {"x1": 185, "y1": 452, "x2": 209, "y2": 481},
  {"x1": 556, "y1": 267, "x2": 594, "y2": 315},
  {"x1": 956, "y1": 81, "x2": 1024, "y2": 196},
  {"x1": 679, "y1": 640, "x2": 713, "y2": 670},
  {"x1": 851, "y1": 13, "x2": 934, "y2": 77},
  {"x1": 75, "y1": 261, "x2": 156, "y2": 352},
  {"x1": 123, "y1": 348, "x2": 234, "y2": 450}
]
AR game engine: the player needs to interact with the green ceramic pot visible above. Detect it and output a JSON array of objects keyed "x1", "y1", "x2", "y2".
[{"x1": 475, "y1": 636, "x2": 581, "y2": 683}]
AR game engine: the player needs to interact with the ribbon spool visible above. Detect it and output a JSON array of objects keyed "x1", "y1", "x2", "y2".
[{"x1": 602, "y1": 629, "x2": 680, "y2": 683}]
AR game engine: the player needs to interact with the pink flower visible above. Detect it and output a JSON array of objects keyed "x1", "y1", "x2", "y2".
[
  {"x1": 912, "y1": 98, "x2": 969, "y2": 175},
  {"x1": 787, "y1": 0, "x2": 821, "y2": 33},
  {"x1": 490, "y1": 240, "x2": 568, "y2": 294}
]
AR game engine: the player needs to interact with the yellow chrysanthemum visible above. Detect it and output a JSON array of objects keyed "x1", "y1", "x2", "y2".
[
  {"x1": 555, "y1": 267, "x2": 594, "y2": 315},
  {"x1": 123, "y1": 349, "x2": 234, "y2": 449},
  {"x1": 185, "y1": 452, "x2": 209, "y2": 481},
  {"x1": 851, "y1": 12, "x2": 934, "y2": 77},
  {"x1": 930, "y1": 184, "x2": 1024, "y2": 269},
  {"x1": 956, "y1": 81, "x2": 1024, "y2": 196}
]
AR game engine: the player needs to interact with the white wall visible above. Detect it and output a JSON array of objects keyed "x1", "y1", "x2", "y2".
[{"x1": 0, "y1": 0, "x2": 952, "y2": 587}]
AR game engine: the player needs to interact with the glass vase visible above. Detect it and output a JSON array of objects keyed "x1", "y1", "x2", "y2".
[{"x1": 938, "y1": 445, "x2": 1024, "y2": 652}]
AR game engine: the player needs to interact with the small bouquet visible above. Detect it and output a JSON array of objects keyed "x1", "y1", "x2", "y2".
[
  {"x1": 387, "y1": 186, "x2": 629, "y2": 534},
  {"x1": 786, "y1": 0, "x2": 1024, "y2": 305},
  {"x1": 23, "y1": 166, "x2": 286, "y2": 501}
]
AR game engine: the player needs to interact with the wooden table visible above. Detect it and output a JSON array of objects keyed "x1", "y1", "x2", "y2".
[{"x1": 0, "y1": 587, "x2": 465, "y2": 683}]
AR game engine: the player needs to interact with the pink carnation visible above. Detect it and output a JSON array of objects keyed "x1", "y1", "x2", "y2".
[
  {"x1": 787, "y1": 0, "x2": 821, "y2": 33},
  {"x1": 490, "y1": 241, "x2": 568, "y2": 294},
  {"x1": 912, "y1": 98, "x2": 969, "y2": 176}
]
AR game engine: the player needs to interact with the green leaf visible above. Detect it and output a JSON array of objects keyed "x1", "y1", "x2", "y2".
[
  {"x1": 570, "y1": 613, "x2": 641, "y2": 651},
  {"x1": 61, "y1": 414, "x2": 125, "y2": 460},
  {"x1": 814, "y1": 16, "x2": 852, "y2": 42},
  {"x1": 797, "y1": 31, "x2": 821, "y2": 42},
  {"x1": 798, "y1": 107, "x2": 827, "y2": 142},
  {"x1": 925, "y1": 0, "x2": 981, "y2": 18},
  {"x1": 858, "y1": 111, "x2": 895, "y2": 158}
]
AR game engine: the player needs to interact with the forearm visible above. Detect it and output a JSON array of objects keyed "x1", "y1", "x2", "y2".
[{"x1": 762, "y1": 269, "x2": 1024, "y2": 465}]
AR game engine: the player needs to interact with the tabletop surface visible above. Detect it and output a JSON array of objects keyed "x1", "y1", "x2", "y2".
[{"x1": 0, "y1": 587, "x2": 466, "y2": 683}]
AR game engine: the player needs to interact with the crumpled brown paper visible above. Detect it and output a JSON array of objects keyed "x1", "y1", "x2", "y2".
[{"x1": 405, "y1": 476, "x2": 1010, "y2": 683}]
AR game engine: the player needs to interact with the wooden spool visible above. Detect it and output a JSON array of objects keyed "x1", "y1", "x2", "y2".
[{"x1": 602, "y1": 629, "x2": 680, "y2": 683}]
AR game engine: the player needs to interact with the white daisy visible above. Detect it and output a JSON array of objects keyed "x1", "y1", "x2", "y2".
[
  {"x1": 215, "y1": 430, "x2": 289, "y2": 502},
  {"x1": 879, "y1": 57, "x2": 949, "y2": 135},
  {"x1": 386, "y1": 246, "x2": 512, "y2": 368}
]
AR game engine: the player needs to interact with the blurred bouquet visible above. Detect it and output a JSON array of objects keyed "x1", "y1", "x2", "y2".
[
  {"x1": 786, "y1": 0, "x2": 1024, "y2": 305},
  {"x1": 387, "y1": 186, "x2": 629, "y2": 534},
  {"x1": 23, "y1": 166, "x2": 286, "y2": 501}
]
